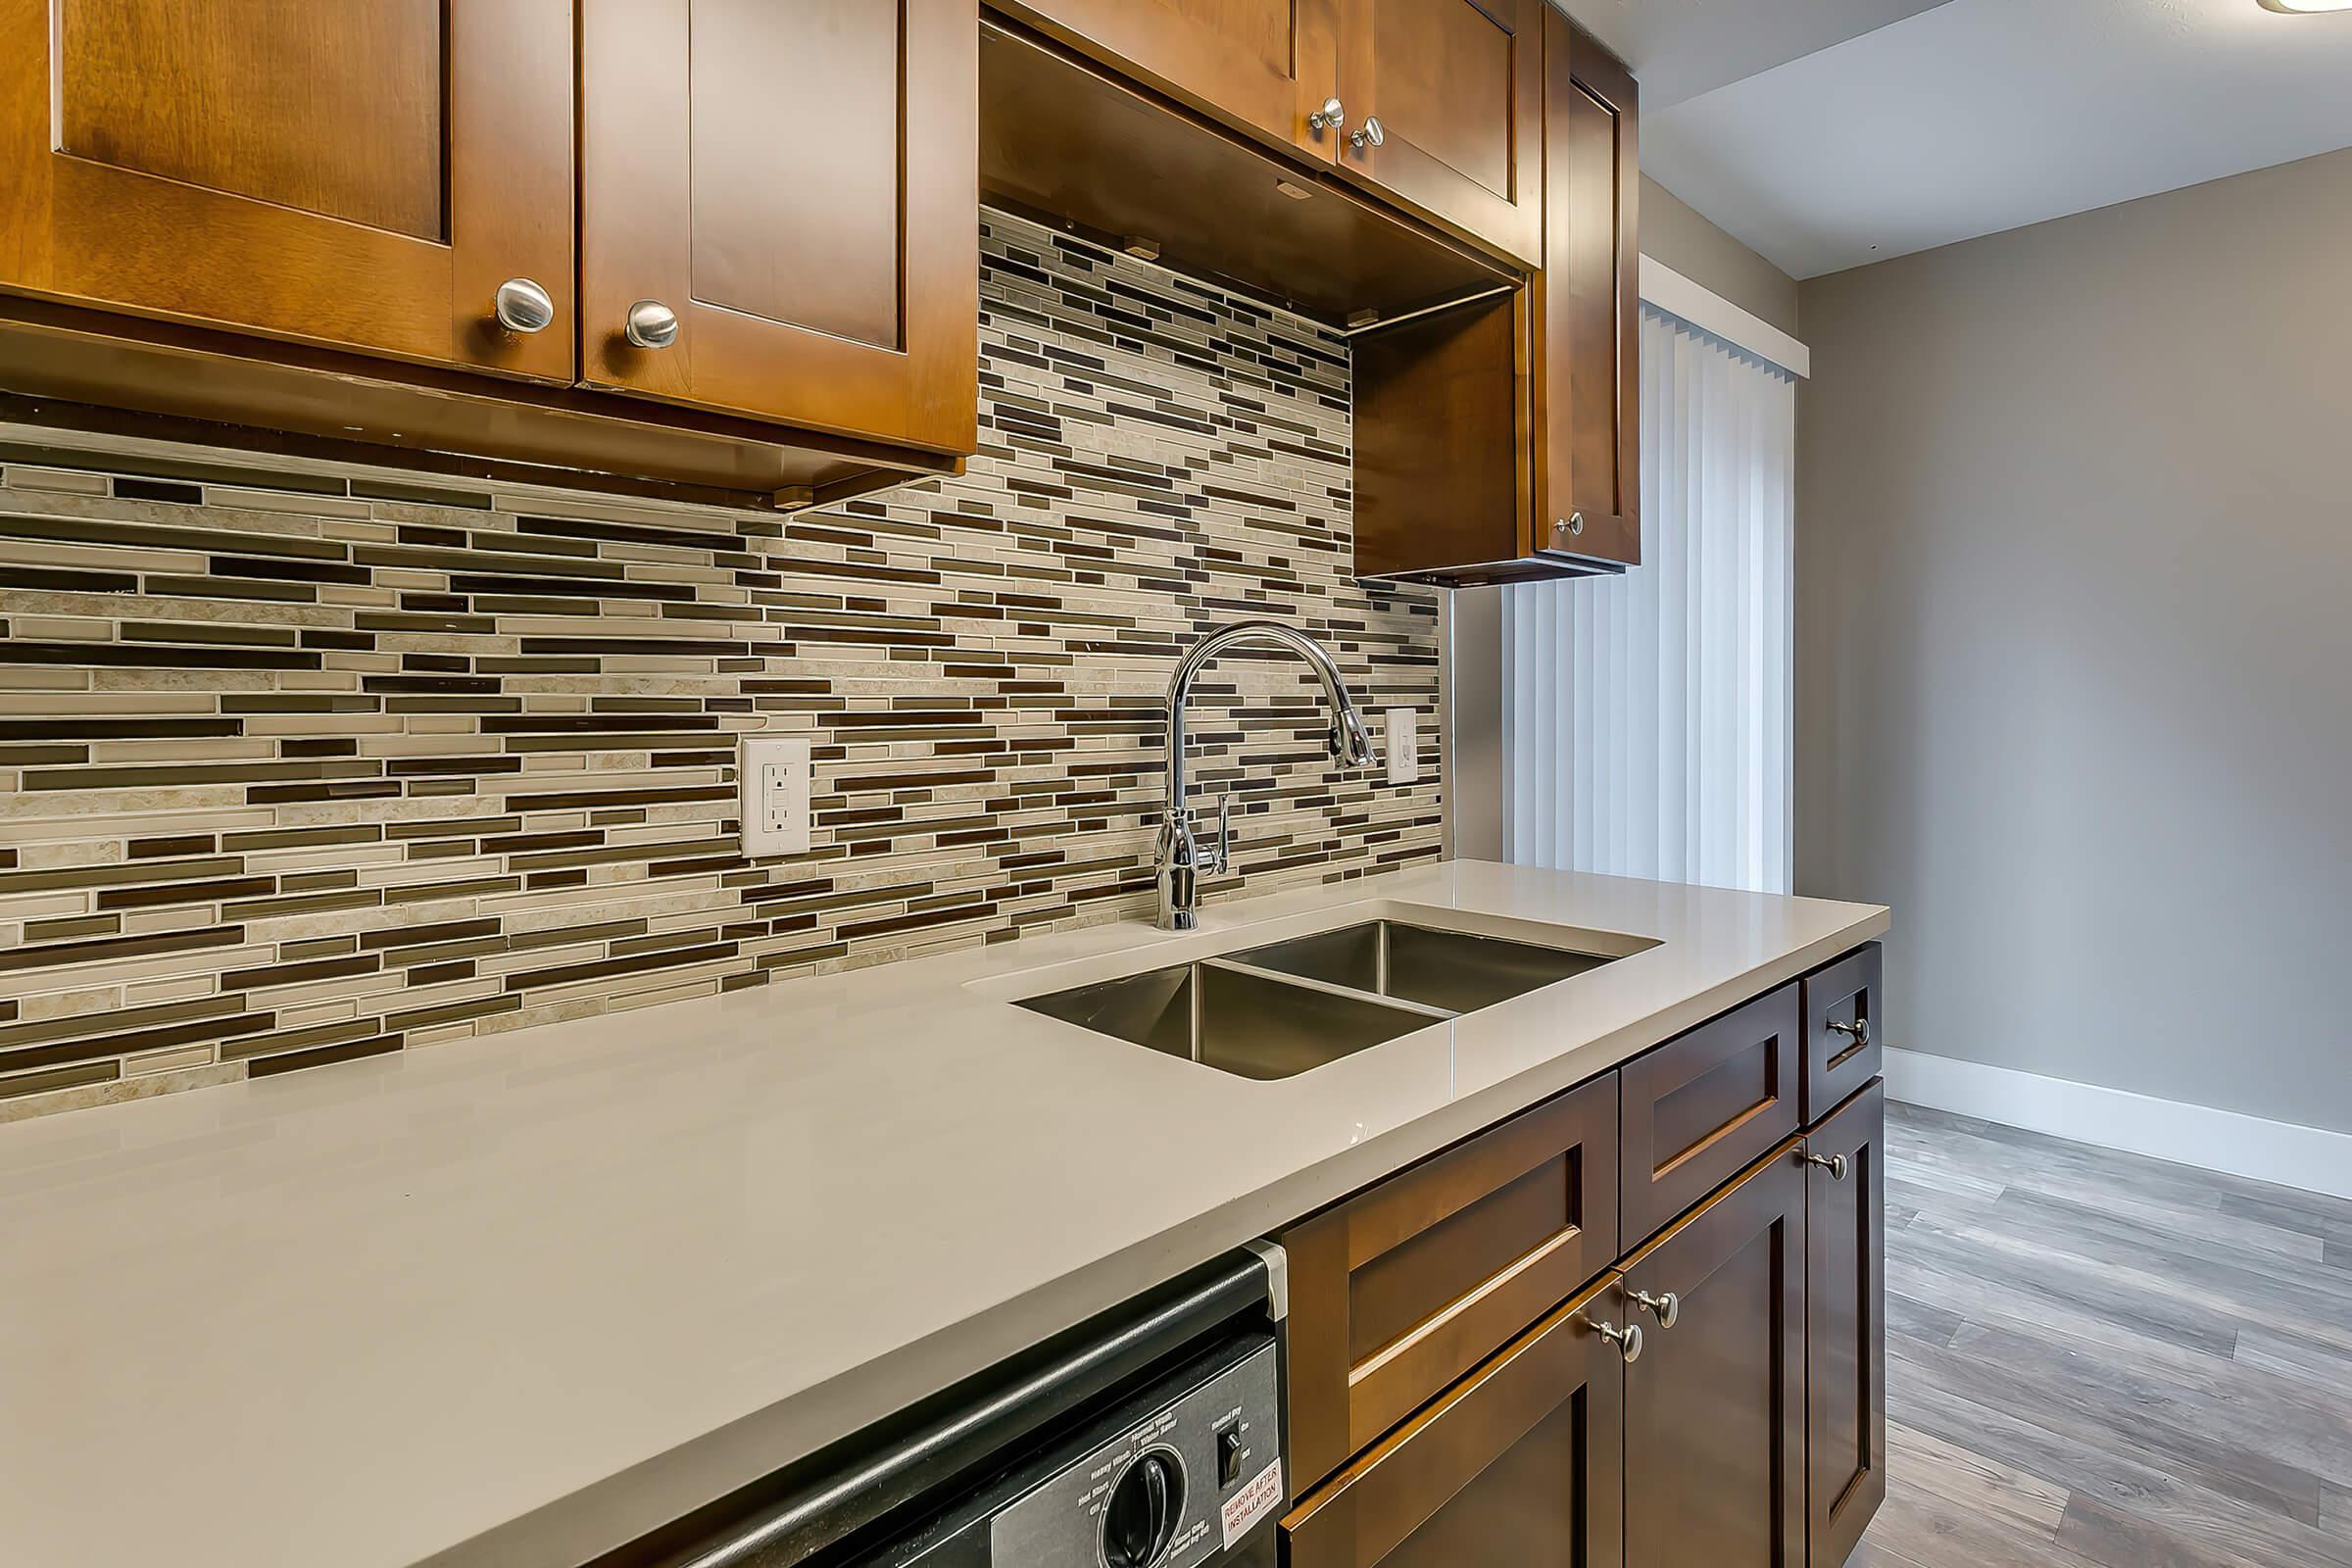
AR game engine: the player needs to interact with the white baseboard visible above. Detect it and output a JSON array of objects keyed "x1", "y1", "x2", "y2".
[{"x1": 1884, "y1": 1047, "x2": 2352, "y2": 1200}]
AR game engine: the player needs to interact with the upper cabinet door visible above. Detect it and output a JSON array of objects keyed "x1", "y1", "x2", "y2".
[
  {"x1": 0, "y1": 0, "x2": 575, "y2": 382},
  {"x1": 1334, "y1": 0, "x2": 1544, "y2": 266},
  {"x1": 992, "y1": 0, "x2": 1344, "y2": 164},
  {"x1": 1535, "y1": 11, "x2": 1641, "y2": 566},
  {"x1": 579, "y1": 0, "x2": 979, "y2": 454}
]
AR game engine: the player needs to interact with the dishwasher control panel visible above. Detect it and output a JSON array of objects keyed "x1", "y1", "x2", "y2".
[{"x1": 989, "y1": 1336, "x2": 1281, "y2": 1568}]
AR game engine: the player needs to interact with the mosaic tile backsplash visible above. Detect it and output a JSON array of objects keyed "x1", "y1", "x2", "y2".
[{"x1": 0, "y1": 212, "x2": 1444, "y2": 1121}]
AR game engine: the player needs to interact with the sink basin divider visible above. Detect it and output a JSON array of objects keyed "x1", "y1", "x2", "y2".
[{"x1": 1197, "y1": 956, "x2": 1461, "y2": 1022}]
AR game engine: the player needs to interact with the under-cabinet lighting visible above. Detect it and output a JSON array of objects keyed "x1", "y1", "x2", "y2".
[{"x1": 2257, "y1": 0, "x2": 2352, "y2": 12}]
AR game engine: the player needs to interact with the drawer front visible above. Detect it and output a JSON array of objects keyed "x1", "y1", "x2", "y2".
[
  {"x1": 1801, "y1": 944, "x2": 1884, "y2": 1123},
  {"x1": 1279, "y1": 1072, "x2": 1619, "y2": 1492},
  {"x1": 1619, "y1": 984, "x2": 1801, "y2": 1240},
  {"x1": 1281, "y1": 1270, "x2": 1625, "y2": 1568},
  {"x1": 1806, "y1": 1078, "x2": 1888, "y2": 1568}
]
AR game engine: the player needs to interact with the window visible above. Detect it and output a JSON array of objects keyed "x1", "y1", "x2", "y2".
[{"x1": 1501, "y1": 304, "x2": 1797, "y2": 893}]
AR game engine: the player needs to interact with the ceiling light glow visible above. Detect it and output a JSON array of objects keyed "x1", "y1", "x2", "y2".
[{"x1": 2257, "y1": 0, "x2": 2352, "y2": 12}]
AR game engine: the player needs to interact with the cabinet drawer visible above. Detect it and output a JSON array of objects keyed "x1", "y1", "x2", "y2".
[
  {"x1": 1279, "y1": 1072, "x2": 1619, "y2": 1492},
  {"x1": 1801, "y1": 944, "x2": 1884, "y2": 1124},
  {"x1": 1619, "y1": 984, "x2": 1801, "y2": 1240},
  {"x1": 1282, "y1": 1269, "x2": 1624, "y2": 1568}
]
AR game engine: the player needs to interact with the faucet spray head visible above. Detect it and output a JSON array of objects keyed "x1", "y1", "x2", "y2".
[{"x1": 1331, "y1": 705, "x2": 1380, "y2": 770}]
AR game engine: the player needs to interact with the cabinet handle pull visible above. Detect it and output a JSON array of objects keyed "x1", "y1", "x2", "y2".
[
  {"x1": 1827, "y1": 1017, "x2": 1870, "y2": 1047},
  {"x1": 625, "y1": 299, "x2": 681, "y2": 350},
  {"x1": 1308, "y1": 97, "x2": 1347, "y2": 132},
  {"x1": 1589, "y1": 1317, "x2": 1642, "y2": 1363},
  {"x1": 1630, "y1": 1289, "x2": 1679, "y2": 1329},
  {"x1": 1803, "y1": 1150, "x2": 1850, "y2": 1181},
  {"x1": 1555, "y1": 512, "x2": 1586, "y2": 538},
  {"x1": 1349, "y1": 116, "x2": 1385, "y2": 151},
  {"x1": 492, "y1": 278, "x2": 555, "y2": 335}
]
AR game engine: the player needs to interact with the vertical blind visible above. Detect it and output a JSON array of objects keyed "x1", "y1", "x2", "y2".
[{"x1": 1501, "y1": 306, "x2": 1797, "y2": 893}]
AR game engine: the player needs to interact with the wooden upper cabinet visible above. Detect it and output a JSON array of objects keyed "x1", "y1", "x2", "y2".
[
  {"x1": 991, "y1": 0, "x2": 1343, "y2": 164},
  {"x1": 0, "y1": 0, "x2": 576, "y2": 382},
  {"x1": 579, "y1": 0, "x2": 979, "y2": 454},
  {"x1": 1334, "y1": 0, "x2": 1544, "y2": 267},
  {"x1": 1536, "y1": 9, "x2": 1640, "y2": 566}
]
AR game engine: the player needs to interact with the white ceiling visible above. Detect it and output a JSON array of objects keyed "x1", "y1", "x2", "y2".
[
  {"x1": 1632, "y1": 0, "x2": 2352, "y2": 278},
  {"x1": 1563, "y1": 0, "x2": 1958, "y2": 108}
]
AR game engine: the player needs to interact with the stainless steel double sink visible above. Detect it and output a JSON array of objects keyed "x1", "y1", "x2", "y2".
[{"x1": 1016, "y1": 917, "x2": 1642, "y2": 1080}]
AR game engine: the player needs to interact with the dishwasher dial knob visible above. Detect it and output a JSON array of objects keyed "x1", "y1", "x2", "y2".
[{"x1": 1102, "y1": 1447, "x2": 1185, "y2": 1567}]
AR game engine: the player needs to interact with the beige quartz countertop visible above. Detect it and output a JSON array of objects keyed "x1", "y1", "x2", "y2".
[{"x1": 0, "y1": 860, "x2": 1886, "y2": 1568}]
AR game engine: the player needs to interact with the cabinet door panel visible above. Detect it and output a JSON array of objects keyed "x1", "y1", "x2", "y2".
[
  {"x1": 1807, "y1": 1080, "x2": 1888, "y2": 1568},
  {"x1": 1280, "y1": 1072, "x2": 1619, "y2": 1493},
  {"x1": 1619, "y1": 1144, "x2": 1807, "y2": 1568},
  {"x1": 1336, "y1": 0, "x2": 1543, "y2": 265},
  {"x1": 1283, "y1": 1271, "x2": 1624, "y2": 1568},
  {"x1": 1535, "y1": 12, "x2": 1640, "y2": 565},
  {"x1": 580, "y1": 0, "x2": 978, "y2": 452},
  {"x1": 1800, "y1": 944, "x2": 1884, "y2": 1123},
  {"x1": 1620, "y1": 985, "x2": 1803, "y2": 1239},
  {"x1": 992, "y1": 0, "x2": 1342, "y2": 163},
  {"x1": 0, "y1": 0, "x2": 575, "y2": 378}
]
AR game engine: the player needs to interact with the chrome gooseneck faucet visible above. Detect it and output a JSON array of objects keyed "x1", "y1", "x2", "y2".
[{"x1": 1154, "y1": 621, "x2": 1381, "y2": 931}]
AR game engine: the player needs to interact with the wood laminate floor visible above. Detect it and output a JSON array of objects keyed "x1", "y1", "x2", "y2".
[{"x1": 1857, "y1": 1102, "x2": 2352, "y2": 1568}]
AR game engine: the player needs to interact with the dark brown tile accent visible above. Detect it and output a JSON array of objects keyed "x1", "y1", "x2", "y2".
[{"x1": 245, "y1": 1035, "x2": 400, "y2": 1077}]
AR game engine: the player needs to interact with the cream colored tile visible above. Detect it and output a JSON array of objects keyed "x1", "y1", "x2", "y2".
[
  {"x1": 122, "y1": 1044, "x2": 219, "y2": 1076},
  {"x1": 123, "y1": 975, "x2": 218, "y2": 1005},
  {"x1": 9, "y1": 616, "x2": 113, "y2": 641},
  {"x1": 0, "y1": 892, "x2": 92, "y2": 922},
  {"x1": 2, "y1": 465, "x2": 111, "y2": 495},
  {"x1": 205, "y1": 487, "x2": 372, "y2": 519}
]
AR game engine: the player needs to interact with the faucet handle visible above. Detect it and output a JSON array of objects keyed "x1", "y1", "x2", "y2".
[{"x1": 1208, "y1": 795, "x2": 1232, "y2": 875}]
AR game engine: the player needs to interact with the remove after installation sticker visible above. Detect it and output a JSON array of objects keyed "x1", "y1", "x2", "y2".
[{"x1": 1221, "y1": 1459, "x2": 1283, "y2": 1548}]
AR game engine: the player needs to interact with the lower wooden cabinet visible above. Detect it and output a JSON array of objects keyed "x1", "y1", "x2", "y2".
[
  {"x1": 1618, "y1": 1141, "x2": 1809, "y2": 1567},
  {"x1": 1278, "y1": 961, "x2": 1887, "y2": 1568},
  {"x1": 1281, "y1": 1271, "x2": 1625, "y2": 1568},
  {"x1": 1278, "y1": 1071, "x2": 1618, "y2": 1492},
  {"x1": 1619, "y1": 982, "x2": 1803, "y2": 1240},
  {"x1": 1805, "y1": 1081, "x2": 1888, "y2": 1568}
]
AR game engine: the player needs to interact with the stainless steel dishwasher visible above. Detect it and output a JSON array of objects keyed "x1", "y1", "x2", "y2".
[{"x1": 602, "y1": 1246, "x2": 1288, "y2": 1568}]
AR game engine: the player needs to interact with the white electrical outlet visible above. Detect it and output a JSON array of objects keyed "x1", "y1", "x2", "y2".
[
  {"x1": 740, "y1": 735, "x2": 811, "y2": 857},
  {"x1": 1385, "y1": 707, "x2": 1419, "y2": 786}
]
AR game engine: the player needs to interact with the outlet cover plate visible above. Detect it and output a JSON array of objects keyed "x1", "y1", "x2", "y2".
[{"x1": 741, "y1": 735, "x2": 811, "y2": 857}]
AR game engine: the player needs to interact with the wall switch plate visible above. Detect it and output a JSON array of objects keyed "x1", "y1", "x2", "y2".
[
  {"x1": 741, "y1": 735, "x2": 811, "y2": 857},
  {"x1": 1385, "y1": 708, "x2": 1419, "y2": 786}
]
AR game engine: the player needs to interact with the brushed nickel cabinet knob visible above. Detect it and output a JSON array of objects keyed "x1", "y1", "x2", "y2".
[
  {"x1": 1350, "y1": 116, "x2": 1385, "y2": 151},
  {"x1": 1308, "y1": 97, "x2": 1347, "y2": 132},
  {"x1": 492, "y1": 277, "x2": 555, "y2": 335},
  {"x1": 1803, "y1": 1151, "x2": 1851, "y2": 1181},
  {"x1": 625, "y1": 299, "x2": 681, "y2": 350},
  {"x1": 1828, "y1": 1017, "x2": 1871, "y2": 1047},
  {"x1": 1589, "y1": 1316, "x2": 1643, "y2": 1363},
  {"x1": 1630, "y1": 1289, "x2": 1680, "y2": 1329}
]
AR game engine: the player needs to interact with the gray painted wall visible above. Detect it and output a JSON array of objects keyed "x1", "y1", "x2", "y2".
[
  {"x1": 1796, "y1": 147, "x2": 2352, "y2": 1135},
  {"x1": 1641, "y1": 175, "x2": 1800, "y2": 335}
]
